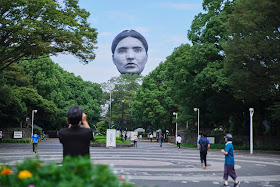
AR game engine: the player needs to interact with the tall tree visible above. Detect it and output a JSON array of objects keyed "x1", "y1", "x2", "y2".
[
  {"x1": 0, "y1": 0, "x2": 98, "y2": 71},
  {"x1": 102, "y1": 74, "x2": 142, "y2": 131},
  {"x1": 224, "y1": 0, "x2": 280, "y2": 135},
  {"x1": 0, "y1": 63, "x2": 56, "y2": 127},
  {"x1": 19, "y1": 57, "x2": 102, "y2": 130}
]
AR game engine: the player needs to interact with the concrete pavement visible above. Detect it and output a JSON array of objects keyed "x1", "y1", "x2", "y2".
[{"x1": 0, "y1": 138, "x2": 280, "y2": 187}]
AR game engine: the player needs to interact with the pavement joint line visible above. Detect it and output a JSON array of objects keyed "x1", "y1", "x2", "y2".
[
  {"x1": 128, "y1": 175, "x2": 280, "y2": 182},
  {"x1": 1, "y1": 153, "x2": 279, "y2": 166}
]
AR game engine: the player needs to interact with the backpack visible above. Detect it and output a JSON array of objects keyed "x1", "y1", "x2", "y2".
[{"x1": 200, "y1": 139, "x2": 208, "y2": 153}]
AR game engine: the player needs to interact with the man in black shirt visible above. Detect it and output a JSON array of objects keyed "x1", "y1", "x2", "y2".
[{"x1": 59, "y1": 106, "x2": 93, "y2": 158}]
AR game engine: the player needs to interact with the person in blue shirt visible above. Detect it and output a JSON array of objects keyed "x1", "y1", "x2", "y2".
[
  {"x1": 197, "y1": 132, "x2": 210, "y2": 169},
  {"x1": 30, "y1": 133, "x2": 40, "y2": 153},
  {"x1": 221, "y1": 134, "x2": 240, "y2": 187}
]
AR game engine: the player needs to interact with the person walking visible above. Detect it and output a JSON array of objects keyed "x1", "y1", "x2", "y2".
[
  {"x1": 133, "y1": 134, "x2": 138, "y2": 147},
  {"x1": 176, "y1": 134, "x2": 182, "y2": 149},
  {"x1": 150, "y1": 134, "x2": 153, "y2": 142},
  {"x1": 221, "y1": 134, "x2": 240, "y2": 187},
  {"x1": 197, "y1": 132, "x2": 210, "y2": 169},
  {"x1": 159, "y1": 134, "x2": 164, "y2": 147},
  {"x1": 30, "y1": 133, "x2": 40, "y2": 153}
]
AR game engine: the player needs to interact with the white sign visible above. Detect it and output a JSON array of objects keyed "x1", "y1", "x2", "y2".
[
  {"x1": 130, "y1": 131, "x2": 137, "y2": 141},
  {"x1": 207, "y1": 137, "x2": 215, "y2": 144},
  {"x1": 14, "y1": 131, "x2": 22, "y2": 139},
  {"x1": 106, "y1": 129, "x2": 116, "y2": 147},
  {"x1": 0, "y1": 131, "x2": 2, "y2": 138}
]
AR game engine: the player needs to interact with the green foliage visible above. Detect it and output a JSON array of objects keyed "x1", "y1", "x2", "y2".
[
  {"x1": 0, "y1": 138, "x2": 30, "y2": 143},
  {"x1": 17, "y1": 57, "x2": 102, "y2": 130},
  {"x1": 0, "y1": 56, "x2": 102, "y2": 131},
  {"x1": 0, "y1": 63, "x2": 57, "y2": 127},
  {"x1": 0, "y1": 156, "x2": 133, "y2": 187},
  {"x1": 92, "y1": 136, "x2": 131, "y2": 145},
  {"x1": 102, "y1": 74, "x2": 143, "y2": 131},
  {"x1": 0, "y1": 0, "x2": 98, "y2": 71},
  {"x1": 133, "y1": 0, "x2": 280, "y2": 137},
  {"x1": 96, "y1": 121, "x2": 108, "y2": 136},
  {"x1": 224, "y1": 0, "x2": 280, "y2": 135}
]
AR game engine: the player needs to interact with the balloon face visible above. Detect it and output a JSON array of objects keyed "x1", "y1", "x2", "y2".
[{"x1": 112, "y1": 37, "x2": 148, "y2": 74}]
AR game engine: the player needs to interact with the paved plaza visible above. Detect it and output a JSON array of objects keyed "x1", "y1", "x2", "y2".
[{"x1": 0, "y1": 138, "x2": 280, "y2": 187}]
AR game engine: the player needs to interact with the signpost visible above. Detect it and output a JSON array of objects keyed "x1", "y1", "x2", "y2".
[
  {"x1": 106, "y1": 129, "x2": 116, "y2": 148},
  {"x1": 13, "y1": 131, "x2": 22, "y2": 139},
  {"x1": 207, "y1": 137, "x2": 215, "y2": 144}
]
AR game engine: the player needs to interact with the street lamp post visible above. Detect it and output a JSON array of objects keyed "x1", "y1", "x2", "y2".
[
  {"x1": 249, "y1": 108, "x2": 254, "y2": 154},
  {"x1": 31, "y1": 110, "x2": 37, "y2": 136},
  {"x1": 194, "y1": 108, "x2": 199, "y2": 141},
  {"x1": 173, "y1": 112, "x2": 178, "y2": 142},
  {"x1": 108, "y1": 81, "x2": 115, "y2": 129},
  {"x1": 121, "y1": 99, "x2": 124, "y2": 141}
]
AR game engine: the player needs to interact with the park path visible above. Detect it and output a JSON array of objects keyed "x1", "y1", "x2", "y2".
[{"x1": 1, "y1": 138, "x2": 280, "y2": 187}]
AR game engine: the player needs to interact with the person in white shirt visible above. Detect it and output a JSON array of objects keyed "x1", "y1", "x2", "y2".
[
  {"x1": 176, "y1": 134, "x2": 182, "y2": 149},
  {"x1": 150, "y1": 134, "x2": 153, "y2": 142},
  {"x1": 133, "y1": 134, "x2": 138, "y2": 147}
]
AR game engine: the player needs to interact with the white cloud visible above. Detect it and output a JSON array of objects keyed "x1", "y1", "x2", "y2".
[
  {"x1": 134, "y1": 27, "x2": 149, "y2": 35},
  {"x1": 160, "y1": 3, "x2": 201, "y2": 10},
  {"x1": 141, "y1": 57, "x2": 165, "y2": 76},
  {"x1": 161, "y1": 34, "x2": 191, "y2": 45},
  {"x1": 99, "y1": 32, "x2": 114, "y2": 37},
  {"x1": 88, "y1": 17, "x2": 98, "y2": 25},
  {"x1": 105, "y1": 11, "x2": 137, "y2": 24}
]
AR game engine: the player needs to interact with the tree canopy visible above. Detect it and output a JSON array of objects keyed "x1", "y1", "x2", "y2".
[
  {"x1": 132, "y1": 0, "x2": 280, "y2": 136},
  {"x1": 0, "y1": 57, "x2": 102, "y2": 131},
  {"x1": 0, "y1": 0, "x2": 98, "y2": 71}
]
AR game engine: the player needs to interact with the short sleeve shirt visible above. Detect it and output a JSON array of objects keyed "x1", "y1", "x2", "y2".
[
  {"x1": 176, "y1": 136, "x2": 182, "y2": 143},
  {"x1": 224, "y1": 141, "x2": 235, "y2": 165},
  {"x1": 31, "y1": 134, "x2": 40, "y2": 143},
  {"x1": 198, "y1": 137, "x2": 209, "y2": 152},
  {"x1": 58, "y1": 126, "x2": 93, "y2": 158}
]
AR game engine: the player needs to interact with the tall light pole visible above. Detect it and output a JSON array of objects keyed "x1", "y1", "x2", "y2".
[
  {"x1": 31, "y1": 110, "x2": 37, "y2": 136},
  {"x1": 121, "y1": 99, "x2": 124, "y2": 141},
  {"x1": 194, "y1": 108, "x2": 199, "y2": 141},
  {"x1": 108, "y1": 81, "x2": 115, "y2": 129},
  {"x1": 173, "y1": 112, "x2": 178, "y2": 142},
  {"x1": 249, "y1": 108, "x2": 254, "y2": 154}
]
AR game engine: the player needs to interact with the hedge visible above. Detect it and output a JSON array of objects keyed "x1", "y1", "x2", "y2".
[
  {"x1": 0, "y1": 156, "x2": 133, "y2": 187},
  {"x1": 0, "y1": 138, "x2": 31, "y2": 143}
]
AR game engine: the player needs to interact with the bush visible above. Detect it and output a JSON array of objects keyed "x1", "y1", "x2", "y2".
[
  {"x1": 138, "y1": 133, "x2": 148, "y2": 138},
  {"x1": 0, "y1": 156, "x2": 134, "y2": 187},
  {"x1": 0, "y1": 138, "x2": 30, "y2": 143},
  {"x1": 92, "y1": 136, "x2": 131, "y2": 145},
  {"x1": 93, "y1": 136, "x2": 106, "y2": 141}
]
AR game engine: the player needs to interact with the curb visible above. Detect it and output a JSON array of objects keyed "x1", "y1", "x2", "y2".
[{"x1": 90, "y1": 143, "x2": 134, "y2": 148}]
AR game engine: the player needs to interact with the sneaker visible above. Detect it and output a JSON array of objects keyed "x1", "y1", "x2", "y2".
[
  {"x1": 221, "y1": 184, "x2": 229, "y2": 187},
  {"x1": 234, "y1": 181, "x2": 240, "y2": 187},
  {"x1": 202, "y1": 162, "x2": 206, "y2": 169}
]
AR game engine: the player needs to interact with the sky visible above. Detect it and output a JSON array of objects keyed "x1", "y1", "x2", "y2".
[{"x1": 51, "y1": 0, "x2": 204, "y2": 84}]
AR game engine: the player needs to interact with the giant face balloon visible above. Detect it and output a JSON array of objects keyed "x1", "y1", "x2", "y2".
[{"x1": 112, "y1": 30, "x2": 148, "y2": 74}]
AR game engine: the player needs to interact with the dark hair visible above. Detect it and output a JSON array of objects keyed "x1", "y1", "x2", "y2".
[
  {"x1": 66, "y1": 106, "x2": 83, "y2": 125},
  {"x1": 111, "y1": 30, "x2": 148, "y2": 54},
  {"x1": 201, "y1": 132, "x2": 207, "y2": 137}
]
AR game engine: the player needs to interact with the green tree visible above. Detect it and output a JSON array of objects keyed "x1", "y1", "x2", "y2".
[
  {"x1": 102, "y1": 74, "x2": 142, "y2": 131},
  {"x1": 0, "y1": 63, "x2": 57, "y2": 128},
  {"x1": 18, "y1": 57, "x2": 102, "y2": 130},
  {"x1": 96, "y1": 120, "x2": 108, "y2": 136},
  {"x1": 0, "y1": 0, "x2": 98, "y2": 71},
  {"x1": 224, "y1": 0, "x2": 280, "y2": 135}
]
